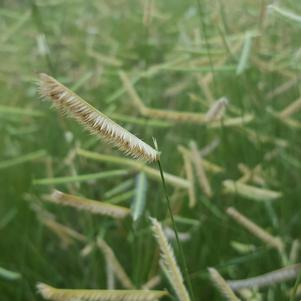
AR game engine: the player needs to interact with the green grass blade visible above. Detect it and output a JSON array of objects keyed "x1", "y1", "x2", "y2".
[
  {"x1": 0, "y1": 266, "x2": 21, "y2": 281},
  {"x1": 0, "y1": 105, "x2": 43, "y2": 117},
  {"x1": 0, "y1": 150, "x2": 47, "y2": 170},
  {"x1": 104, "y1": 179, "x2": 134, "y2": 198},
  {"x1": 131, "y1": 172, "x2": 147, "y2": 221},
  {"x1": 236, "y1": 32, "x2": 252, "y2": 75},
  {"x1": 269, "y1": 5, "x2": 301, "y2": 23},
  {"x1": 33, "y1": 170, "x2": 129, "y2": 185}
]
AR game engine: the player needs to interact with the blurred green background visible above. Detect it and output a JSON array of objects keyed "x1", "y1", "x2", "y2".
[{"x1": 1, "y1": 0, "x2": 301, "y2": 300}]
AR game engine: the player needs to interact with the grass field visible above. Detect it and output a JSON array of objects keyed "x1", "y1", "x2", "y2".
[{"x1": 1, "y1": 0, "x2": 301, "y2": 300}]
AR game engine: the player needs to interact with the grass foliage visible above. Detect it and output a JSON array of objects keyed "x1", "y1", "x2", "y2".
[{"x1": 1, "y1": 0, "x2": 301, "y2": 300}]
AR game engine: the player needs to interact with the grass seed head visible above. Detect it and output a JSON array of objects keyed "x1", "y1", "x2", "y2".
[{"x1": 38, "y1": 73, "x2": 160, "y2": 163}]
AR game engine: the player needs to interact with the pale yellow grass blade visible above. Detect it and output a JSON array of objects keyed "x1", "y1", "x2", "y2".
[
  {"x1": 37, "y1": 283, "x2": 168, "y2": 301},
  {"x1": 97, "y1": 238, "x2": 135, "y2": 289},
  {"x1": 223, "y1": 180, "x2": 281, "y2": 201},
  {"x1": 226, "y1": 207, "x2": 284, "y2": 252},
  {"x1": 44, "y1": 190, "x2": 130, "y2": 219}
]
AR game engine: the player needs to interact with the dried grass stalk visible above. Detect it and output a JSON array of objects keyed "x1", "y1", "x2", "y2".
[
  {"x1": 237, "y1": 164, "x2": 265, "y2": 186},
  {"x1": 45, "y1": 190, "x2": 130, "y2": 219},
  {"x1": 227, "y1": 264, "x2": 301, "y2": 291},
  {"x1": 223, "y1": 180, "x2": 281, "y2": 201},
  {"x1": 208, "y1": 268, "x2": 240, "y2": 301},
  {"x1": 226, "y1": 207, "x2": 284, "y2": 252},
  {"x1": 208, "y1": 114, "x2": 253, "y2": 128},
  {"x1": 120, "y1": 71, "x2": 206, "y2": 124},
  {"x1": 179, "y1": 146, "x2": 196, "y2": 207},
  {"x1": 141, "y1": 275, "x2": 161, "y2": 290},
  {"x1": 266, "y1": 77, "x2": 298, "y2": 100},
  {"x1": 39, "y1": 73, "x2": 159, "y2": 162},
  {"x1": 80, "y1": 243, "x2": 95, "y2": 257},
  {"x1": 289, "y1": 240, "x2": 300, "y2": 264},
  {"x1": 205, "y1": 97, "x2": 228, "y2": 122},
  {"x1": 141, "y1": 107, "x2": 206, "y2": 124},
  {"x1": 190, "y1": 142, "x2": 212, "y2": 198},
  {"x1": 97, "y1": 238, "x2": 135, "y2": 289},
  {"x1": 42, "y1": 217, "x2": 86, "y2": 247},
  {"x1": 37, "y1": 283, "x2": 167, "y2": 301},
  {"x1": 279, "y1": 97, "x2": 301, "y2": 118},
  {"x1": 150, "y1": 218, "x2": 190, "y2": 301},
  {"x1": 177, "y1": 146, "x2": 224, "y2": 174}
]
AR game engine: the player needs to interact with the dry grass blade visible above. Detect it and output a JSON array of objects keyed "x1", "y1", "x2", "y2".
[
  {"x1": 97, "y1": 238, "x2": 135, "y2": 289},
  {"x1": 227, "y1": 264, "x2": 301, "y2": 291},
  {"x1": 223, "y1": 180, "x2": 281, "y2": 201},
  {"x1": 178, "y1": 146, "x2": 196, "y2": 207},
  {"x1": 37, "y1": 283, "x2": 167, "y2": 301},
  {"x1": 237, "y1": 164, "x2": 265, "y2": 186},
  {"x1": 226, "y1": 207, "x2": 284, "y2": 252},
  {"x1": 208, "y1": 268, "x2": 240, "y2": 301},
  {"x1": 205, "y1": 97, "x2": 228, "y2": 122},
  {"x1": 279, "y1": 97, "x2": 301, "y2": 118},
  {"x1": 38, "y1": 73, "x2": 159, "y2": 162},
  {"x1": 289, "y1": 240, "x2": 300, "y2": 264},
  {"x1": 45, "y1": 190, "x2": 130, "y2": 219},
  {"x1": 190, "y1": 142, "x2": 212, "y2": 198},
  {"x1": 42, "y1": 217, "x2": 86, "y2": 247},
  {"x1": 150, "y1": 217, "x2": 190, "y2": 301},
  {"x1": 207, "y1": 114, "x2": 253, "y2": 128},
  {"x1": 119, "y1": 71, "x2": 206, "y2": 125},
  {"x1": 141, "y1": 275, "x2": 161, "y2": 290}
]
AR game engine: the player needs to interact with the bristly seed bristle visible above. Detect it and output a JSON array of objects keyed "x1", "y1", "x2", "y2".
[{"x1": 38, "y1": 73, "x2": 160, "y2": 163}]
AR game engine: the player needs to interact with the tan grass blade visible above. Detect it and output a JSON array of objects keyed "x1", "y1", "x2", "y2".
[
  {"x1": 29, "y1": 200, "x2": 86, "y2": 247},
  {"x1": 97, "y1": 238, "x2": 135, "y2": 289},
  {"x1": 177, "y1": 146, "x2": 224, "y2": 174},
  {"x1": 205, "y1": 97, "x2": 228, "y2": 122},
  {"x1": 119, "y1": 71, "x2": 206, "y2": 124},
  {"x1": 38, "y1": 73, "x2": 159, "y2": 162},
  {"x1": 178, "y1": 146, "x2": 196, "y2": 207},
  {"x1": 45, "y1": 190, "x2": 130, "y2": 219},
  {"x1": 279, "y1": 97, "x2": 301, "y2": 118},
  {"x1": 226, "y1": 207, "x2": 284, "y2": 252},
  {"x1": 266, "y1": 77, "x2": 298, "y2": 100},
  {"x1": 207, "y1": 114, "x2": 253, "y2": 128},
  {"x1": 223, "y1": 180, "x2": 281, "y2": 201},
  {"x1": 37, "y1": 282, "x2": 167, "y2": 301},
  {"x1": 150, "y1": 217, "x2": 190, "y2": 301},
  {"x1": 80, "y1": 243, "x2": 95, "y2": 257},
  {"x1": 42, "y1": 217, "x2": 86, "y2": 247},
  {"x1": 190, "y1": 142, "x2": 212, "y2": 198},
  {"x1": 141, "y1": 275, "x2": 161, "y2": 290},
  {"x1": 227, "y1": 264, "x2": 301, "y2": 291},
  {"x1": 237, "y1": 164, "x2": 265, "y2": 186},
  {"x1": 208, "y1": 268, "x2": 240, "y2": 301},
  {"x1": 289, "y1": 240, "x2": 300, "y2": 264},
  {"x1": 196, "y1": 74, "x2": 214, "y2": 103}
]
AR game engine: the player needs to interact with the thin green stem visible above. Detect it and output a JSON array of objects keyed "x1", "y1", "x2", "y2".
[
  {"x1": 157, "y1": 159, "x2": 195, "y2": 301},
  {"x1": 195, "y1": 0, "x2": 217, "y2": 93},
  {"x1": 290, "y1": 269, "x2": 301, "y2": 301}
]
